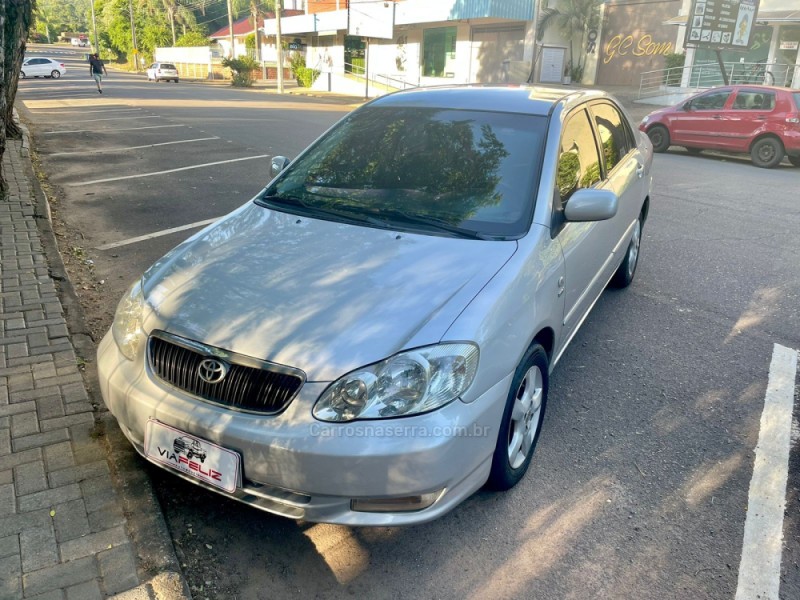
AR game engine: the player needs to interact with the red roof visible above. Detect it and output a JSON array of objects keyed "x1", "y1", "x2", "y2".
[{"x1": 209, "y1": 10, "x2": 305, "y2": 39}]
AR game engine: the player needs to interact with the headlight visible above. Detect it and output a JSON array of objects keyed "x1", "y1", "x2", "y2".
[
  {"x1": 111, "y1": 281, "x2": 146, "y2": 360},
  {"x1": 313, "y1": 343, "x2": 479, "y2": 422}
]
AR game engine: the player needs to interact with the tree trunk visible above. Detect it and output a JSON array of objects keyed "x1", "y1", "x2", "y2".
[
  {"x1": 169, "y1": 8, "x2": 176, "y2": 46},
  {"x1": 3, "y1": 0, "x2": 35, "y2": 141},
  {"x1": 0, "y1": 0, "x2": 7, "y2": 195}
]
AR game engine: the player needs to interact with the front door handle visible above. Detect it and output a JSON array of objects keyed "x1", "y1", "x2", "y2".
[
  {"x1": 636, "y1": 163, "x2": 645, "y2": 179},
  {"x1": 557, "y1": 276, "x2": 565, "y2": 297}
]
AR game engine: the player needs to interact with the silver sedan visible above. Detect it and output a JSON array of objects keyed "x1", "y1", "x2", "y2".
[{"x1": 98, "y1": 86, "x2": 652, "y2": 525}]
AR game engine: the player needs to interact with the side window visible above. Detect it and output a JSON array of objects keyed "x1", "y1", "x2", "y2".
[
  {"x1": 591, "y1": 103, "x2": 633, "y2": 173},
  {"x1": 554, "y1": 110, "x2": 602, "y2": 225},
  {"x1": 732, "y1": 90, "x2": 776, "y2": 110},
  {"x1": 691, "y1": 90, "x2": 731, "y2": 110}
]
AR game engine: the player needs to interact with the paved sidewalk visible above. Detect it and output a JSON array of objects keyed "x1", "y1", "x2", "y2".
[{"x1": 1, "y1": 136, "x2": 185, "y2": 599}]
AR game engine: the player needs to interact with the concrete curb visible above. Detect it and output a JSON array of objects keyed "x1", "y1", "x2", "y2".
[{"x1": 13, "y1": 107, "x2": 192, "y2": 600}]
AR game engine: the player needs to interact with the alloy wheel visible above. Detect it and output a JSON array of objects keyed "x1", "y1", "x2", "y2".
[{"x1": 507, "y1": 364, "x2": 544, "y2": 469}]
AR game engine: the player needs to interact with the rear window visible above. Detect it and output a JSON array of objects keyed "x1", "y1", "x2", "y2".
[
  {"x1": 794, "y1": 93, "x2": 800, "y2": 110},
  {"x1": 161, "y1": 63, "x2": 176, "y2": 70}
]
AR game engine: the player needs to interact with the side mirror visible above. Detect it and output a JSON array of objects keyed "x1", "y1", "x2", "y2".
[
  {"x1": 564, "y1": 189, "x2": 618, "y2": 222},
  {"x1": 271, "y1": 156, "x2": 290, "y2": 178}
]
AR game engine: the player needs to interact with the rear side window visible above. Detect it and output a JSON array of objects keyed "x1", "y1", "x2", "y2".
[
  {"x1": 556, "y1": 109, "x2": 602, "y2": 212},
  {"x1": 591, "y1": 103, "x2": 633, "y2": 173},
  {"x1": 732, "y1": 90, "x2": 776, "y2": 110},
  {"x1": 691, "y1": 90, "x2": 731, "y2": 110}
]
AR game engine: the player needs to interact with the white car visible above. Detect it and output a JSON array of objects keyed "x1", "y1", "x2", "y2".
[
  {"x1": 21, "y1": 57, "x2": 66, "y2": 79},
  {"x1": 146, "y1": 62, "x2": 179, "y2": 83}
]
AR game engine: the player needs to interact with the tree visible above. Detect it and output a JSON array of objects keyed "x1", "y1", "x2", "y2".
[
  {"x1": 536, "y1": 0, "x2": 602, "y2": 82},
  {"x1": 1, "y1": 0, "x2": 35, "y2": 195},
  {"x1": 175, "y1": 30, "x2": 208, "y2": 47}
]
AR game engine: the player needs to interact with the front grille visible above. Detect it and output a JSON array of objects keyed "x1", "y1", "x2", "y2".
[{"x1": 148, "y1": 333, "x2": 304, "y2": 414}]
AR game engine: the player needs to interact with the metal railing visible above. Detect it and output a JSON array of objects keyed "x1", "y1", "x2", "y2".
[
  {"x1": 638, "y1": 61, "x2": 800, "y2": 99},
  {"x1": 376, "y1": 73, "x2": 419, "y2": 90}
]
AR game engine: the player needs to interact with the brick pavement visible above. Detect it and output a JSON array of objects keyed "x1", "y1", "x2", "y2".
[{"x1": 0, "y1": 137, "x2": 180, "y2": 599}]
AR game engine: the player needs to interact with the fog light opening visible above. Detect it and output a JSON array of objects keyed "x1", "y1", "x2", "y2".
[{"x1": 350, "y1": 489, "x2": 444, "y2": 513}]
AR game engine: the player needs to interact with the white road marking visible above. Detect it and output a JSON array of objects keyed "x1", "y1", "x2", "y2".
[
  {"x1": 95, "y1": 218, "x2": 219, "y2": 250},
  {"x1": 62, "y1": 115, "x2": 161, "y2": 123},
  {"x1": 34, "y1": 108, "x2": 141, "y2": 114},
  {"x1": 67, "y1": 154, "x2": 270, "y2": 186},
  {"x1": 41, "y1": 124, "x2": 185, "y2": 135},
  {"x1": 48, "y1": 137, "x2": 220, "y2": 157},
  {"x1": 735, "y1": 343, "x2": 798, "y2": 600}
]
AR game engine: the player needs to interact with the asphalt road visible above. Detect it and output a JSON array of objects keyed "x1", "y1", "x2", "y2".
[{"x1": 17, "y1": 44, "x2": 800, "y2": 600}]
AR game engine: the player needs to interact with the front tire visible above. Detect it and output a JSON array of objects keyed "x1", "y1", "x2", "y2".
[
  {"x1": 20, "y1": 71, "x2": 26, "y2": 79},
  {"x1": 647, "y1": 125, "x2": 670, "y2": 153},
  {"x1": 486, "y1": 345, "x2": 548, "y2": 491},
  {"x1": 610, "y1": 216, "x2": 642, "y2": 288},
  {"x1": 51, "y1": 70, "x2": 61, "y2": 79},
  {"x1": 750, "y1": 137, "x2": 784, "y2": 168}
]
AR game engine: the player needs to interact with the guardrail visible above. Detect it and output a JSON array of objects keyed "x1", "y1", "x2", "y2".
[{"x1": 638, "y1": 62, "x2": 800, "y2": 99}]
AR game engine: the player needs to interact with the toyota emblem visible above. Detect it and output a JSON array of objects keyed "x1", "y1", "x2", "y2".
[{"x1": 198, "y1": 358, "x2": 228, "y2": 384}]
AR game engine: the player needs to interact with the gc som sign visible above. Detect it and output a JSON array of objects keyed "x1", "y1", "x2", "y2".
[{"x1": 603, "y1": 33, "x2": 673, "y2": 64}]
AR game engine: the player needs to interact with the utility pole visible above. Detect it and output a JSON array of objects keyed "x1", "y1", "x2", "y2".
[
  {"x1": 252, "y1": 3, "x2": 265, "y2": 79},
  {"x1": 90, "y1": 0, "x2": 99, "y2": 52},
  {"x1": 128, "y1": 0, "x2": 138, "y2": 69},
  {"x1": 226, "y1": 0, "x2": 236, "y2": 58},
  {"x1": 276, "y1": 0, "x2": 284, "y2": 94}
]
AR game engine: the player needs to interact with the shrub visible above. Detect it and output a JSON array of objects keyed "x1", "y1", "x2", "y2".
[
  {"x1": 289, "y1": 52, "x2": 319, "y2": 87},
  {"x1": 663, "y1": 53, "x2": 685, "y2": 86},
  {"x1": 222, "y1": 56, "x2": 259, "y2": 87}
]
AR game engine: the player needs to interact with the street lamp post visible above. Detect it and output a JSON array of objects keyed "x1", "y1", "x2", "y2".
[
  {"x1": 128, "y1": 0, "x2": 138, "y2": 69},
  {"x1": 276, "y1": 0, "x2": 284, "y2": 94},
  {"x1": 90, "y1": 0, "x2": 99, "y2": 53}
]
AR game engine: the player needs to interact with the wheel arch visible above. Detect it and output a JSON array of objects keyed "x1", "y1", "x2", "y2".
[
  {"x1": 749, "y1": 132, "x2": 784, "y2": 153},
  {"x1": 530, "y1": 327, "x2": 555, "y2": 363}
]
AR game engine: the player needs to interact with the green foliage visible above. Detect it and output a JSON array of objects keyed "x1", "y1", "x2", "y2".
[
  {"x1": 35, "y1": 0, "x2": 90, "y2": 41},
  {"x1": 663, "y1": 52, "x2": 685, "y2": 85},
  {"x1": 289, "y1": 52, "x2": 318, "y2": 88},
  {"x1": 537, "y1": 0, "x2": 602, "y2": 83},
  {"x1": 244, "y1": 33, "x2": 256, "y2": 50},
  {"x1": 175, "y1": 31, "x2": 209, "y2": 47},
  {"x1": 222, "y1": 55, "x2": 259, "y2": 86}
]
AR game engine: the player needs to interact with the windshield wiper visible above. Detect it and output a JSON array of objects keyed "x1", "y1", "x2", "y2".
[
  {"x1": 375, "y1": 209, "x2": 492, "y2": 240},
  {"x1": 259, "y1": 193, "x2": 377, "y2": 226}
]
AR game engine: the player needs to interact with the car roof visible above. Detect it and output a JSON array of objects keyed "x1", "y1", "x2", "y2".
[
  {"x1": 703, "y1": 84, "x2": 795, "y2": 94},
  {"x1": 368, "y1": 85, "x2": 613, "y2": 116}
]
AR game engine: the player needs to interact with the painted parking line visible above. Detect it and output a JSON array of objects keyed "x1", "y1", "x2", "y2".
[
  {"x1": 48, "y1": 137, "x2": 220, "y2": 157},
  {"x1": 33, "y1": 108, "x2": 142, "y2": 114},
  {"x1": 735, "y1": 343, "x2": 798, "y2": 600},
  {"x1": 62, "y1": 115, "x2": 161, "y2": 123},
  {"x1": 67, "y1": 154, "x2": 270, "y2": 186},
  {"x1": 95, "y1": 218, "x2": 220, "y2": 251},
  {"x1": 41, "y1": 124, "x2": 185, "y2": 135}
]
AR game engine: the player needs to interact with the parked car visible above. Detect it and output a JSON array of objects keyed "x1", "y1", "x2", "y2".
[
  {"x1": 640, "y1": 84, "x2": 800, "y2": 168},
  {"x1": 98, "y1": 86, "x2": 652, "y2": 526},
  {"x1": 20, "y1": 57, "x2": 66, "y2": 79},
  {"x1": 146, "y1": 62, "x2": 179, "y2": 83}
]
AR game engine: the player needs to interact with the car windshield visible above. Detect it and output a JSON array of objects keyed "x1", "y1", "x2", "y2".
[
  {"x1": 161, "y1": 63, "x2": 177, "y2": 70},
  {"x1": 260, "y1": 106, "x2": 547, "y2": 239},
  {"x1": 794, "y1": 93, "x2": 800, "y2": 110}
]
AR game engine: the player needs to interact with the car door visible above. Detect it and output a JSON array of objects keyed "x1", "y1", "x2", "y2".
[
  {"x1": 24, "y1": 58, "x2": 46, "y2": 76},
  {"x1": 667, "y1": 88, "x2": 733, "y2": 148},
  {"x1": 553, "y1": 108, "x2": 619, "y2": 337},
  {"x1": 589, "y1": 101, "x2": 644, "y2": 246},
  {"x1": 717, "y1": 88, "x2": 778, "y2": 151}
]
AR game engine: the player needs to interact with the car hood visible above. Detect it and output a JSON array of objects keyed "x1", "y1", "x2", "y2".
[{"x1": 141, "y1": 202, "x2": 517, "y2": 382}]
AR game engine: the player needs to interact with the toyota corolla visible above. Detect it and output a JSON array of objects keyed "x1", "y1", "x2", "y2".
[{"x1": 98, "y1": 86, "x2": 652, "y2": 525}]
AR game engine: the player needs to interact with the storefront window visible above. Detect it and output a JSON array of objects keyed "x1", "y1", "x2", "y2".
[{"x1": 423, "y1": 27, "x2": 457, "y2": 78}]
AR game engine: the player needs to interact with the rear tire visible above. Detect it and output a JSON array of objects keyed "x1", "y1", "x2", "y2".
[
  {"x1": 789, "y1": 156, "x2": 800, "y2": 168},
  {"x1": 486, "y1": 345, "x2": 548, "y2": 491},
  {"x1": 750, "y1": 137, "x2": 784, "y2": 169},
  {"x1": 647, "y1": 125, "x2": 670, "y2": 153},
  {"x1": 51, "y1": 70, "x2": 61, "y2": 79},
  {"x1": 685, "y1": 147, "x2": 703, "y2": 155}
]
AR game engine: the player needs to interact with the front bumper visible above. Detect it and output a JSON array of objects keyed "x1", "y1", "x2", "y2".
[{"x1": 97, "y1": 332, "x2": 510, "y2": 525}]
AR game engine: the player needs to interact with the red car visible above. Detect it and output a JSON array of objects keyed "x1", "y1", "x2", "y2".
[{"x1": 639, "y1": 85, "x2": 800, "y2": 168}]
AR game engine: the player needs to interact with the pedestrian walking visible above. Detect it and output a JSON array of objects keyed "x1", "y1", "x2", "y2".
[{"x1": 89, "y1": 53, "x2": 107, "y2": 93}]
